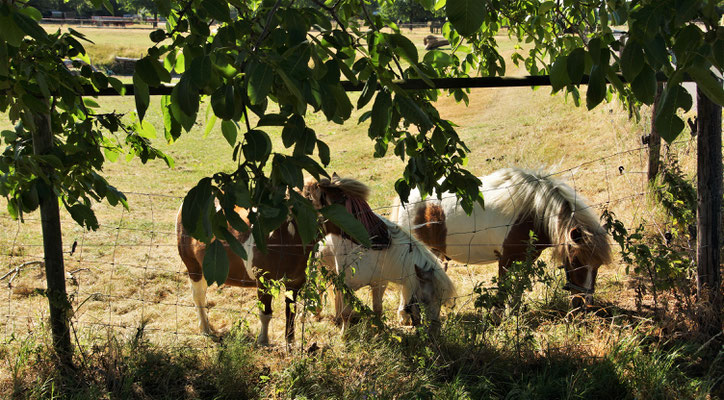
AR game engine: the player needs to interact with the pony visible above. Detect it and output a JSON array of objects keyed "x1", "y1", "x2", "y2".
[
  {"x1": 390, "y1": 167, "x2": 612, "y2": 305},
  {"x1": 176, "y1": 205, "x2": 313, "y2": 345},
  {"x1": 302, "y1": 175, "x2": 457, "y2": 328}
]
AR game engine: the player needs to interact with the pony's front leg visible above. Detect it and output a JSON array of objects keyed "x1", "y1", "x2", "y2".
[
  {"x1": 190, "y1": 277, "x2": 215, "y2": 336},
  {"x1": 256, "y1": 289, "x2": 273, "y2": 346},
  {"x1": 334, "y1": 289, "x2": 355, "y2": 324},
  {"x1": 285, "y1": 289, "x2": 299, "y2": 345},
  {"x1": 371, "y1": 283, "x2": 387, "y2": 316},
  {"x1": 397, "y1": 287, "x2": 414, "y2": 326}
]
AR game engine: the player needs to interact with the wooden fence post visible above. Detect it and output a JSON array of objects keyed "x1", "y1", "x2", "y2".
[
  {"x1": 648, "y1": 83, "x2": 663, "y2": 182},
  {"x1": 696, "y1": 85, "x2": 723, "y2": 337},
  {"x1": 31, "y1": 112, "x2": 73, "y2": 368}
]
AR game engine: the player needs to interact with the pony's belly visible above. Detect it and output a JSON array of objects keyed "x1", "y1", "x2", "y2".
[{"x1": 445, "y1": 233, "x2": 501, "y2": 265}]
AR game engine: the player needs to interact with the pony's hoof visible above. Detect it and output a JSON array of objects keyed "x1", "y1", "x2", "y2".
[{"x1": 256, "y1": 336, "x2": 270, "y2": 346}]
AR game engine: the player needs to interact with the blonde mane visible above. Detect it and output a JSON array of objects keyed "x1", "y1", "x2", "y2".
[{"x1": 485, "y1": 168, "x2": 612, "y2": 267}]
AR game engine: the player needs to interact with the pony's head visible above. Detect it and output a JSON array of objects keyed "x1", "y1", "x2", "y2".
[
  {"x1": 556, "y1": 223, "x2": 613, "y2": 305},
  {"x1": 491, "y1": 168, "x2": 613, "y2": 306},
  {"x1": 401, "y1": 261, "x2": 457, "y2": 328}
]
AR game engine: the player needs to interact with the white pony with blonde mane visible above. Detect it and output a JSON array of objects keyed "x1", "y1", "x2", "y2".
[
  {"x1": 391, "y1": 167, "x2": 612, "y2": 304},
  {"x1": 303, "y1": 176, "x2": 457, "y2": 328}
]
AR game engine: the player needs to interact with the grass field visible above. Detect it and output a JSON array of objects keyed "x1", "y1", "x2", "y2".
[{"x1": 1, "y1": 26, "x2": 721, "y2": 399}]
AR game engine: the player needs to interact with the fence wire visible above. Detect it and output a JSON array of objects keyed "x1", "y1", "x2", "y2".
[{"x1": 0, "y1": 137, "x2": 707, "y2": 350}]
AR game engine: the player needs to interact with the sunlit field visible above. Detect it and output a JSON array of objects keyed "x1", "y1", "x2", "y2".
[{"x1": 1, "y1": 25, "x2": 719, "y2": 399}]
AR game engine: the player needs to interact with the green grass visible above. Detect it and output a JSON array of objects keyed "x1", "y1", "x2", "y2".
[{"x1": 0, "y1": 26, "x2": 717, "y2": 399}]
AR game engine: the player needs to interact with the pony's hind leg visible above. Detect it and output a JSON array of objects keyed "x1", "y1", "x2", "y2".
[
  {"x1": 371, "y1": 283, "x2": 387, "y2": 315},
  {"x1": 257, "y1": 289, "x2": 273, "y2": 345},
  {"x1": 190, "y1": 278, "x2": 214, "y2": 335}
]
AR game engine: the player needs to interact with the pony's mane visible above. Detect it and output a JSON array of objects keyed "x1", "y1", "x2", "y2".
[
  {"x1": 381, "y1": 217, "x2": 457, "y2": 306},
  {"x1": 485, "y1": 168, "x2": 612, "y2": 267},
  {"x1": 325, "y1": 175, "x2": 370, "y2": 200}
]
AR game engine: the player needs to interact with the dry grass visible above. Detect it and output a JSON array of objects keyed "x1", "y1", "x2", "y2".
[{"x1": 0, "y1": 26, "x2": 711, "y2": 398}]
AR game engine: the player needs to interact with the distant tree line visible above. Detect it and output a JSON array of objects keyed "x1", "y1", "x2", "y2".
[
  {"x1": 30, "y1": 0, "x2": 441, "y2": 24},
  {"x1": 28, "y1": 0, "x2": 157, "y2": 18}
]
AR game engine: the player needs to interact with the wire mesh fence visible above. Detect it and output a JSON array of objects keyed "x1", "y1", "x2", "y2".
[{"x1": 0, "y1": 136, "x2": 705, "y2": 350}]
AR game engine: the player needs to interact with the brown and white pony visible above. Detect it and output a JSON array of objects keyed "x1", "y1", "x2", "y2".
[
  {"x1": 302, "y1": 175, "x2": 457, "y2": 328},
  {"x1": 176, "y1": 206, "x2": 311, "y2": 345},
  {"x1": 391, "y1": 167, "x2": 612, "y2": 305}
]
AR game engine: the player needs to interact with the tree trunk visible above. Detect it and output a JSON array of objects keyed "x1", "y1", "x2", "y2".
[
  {"x1": 153, "y1": 11, "x2": 158, "y2": 28},
  {"x1": 648, "y1": 83, "x2": 663, "y2": 182},
  {"x1": 696, "y1": 85, "x2": 723, "y2": 337},
  {"x1": 31, "y1": 112, "x2": 73, "y2": 368}
]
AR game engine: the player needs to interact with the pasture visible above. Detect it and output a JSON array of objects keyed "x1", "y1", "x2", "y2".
[{"x1": 1, "y1": 26, "x2": 721, "y2": 399}]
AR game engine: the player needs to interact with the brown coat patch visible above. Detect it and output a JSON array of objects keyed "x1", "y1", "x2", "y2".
[{"x1": 412, "y1": 203, "x2": 448, "y2": 260}]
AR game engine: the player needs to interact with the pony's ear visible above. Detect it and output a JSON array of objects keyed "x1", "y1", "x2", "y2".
[
  {"x1": 332, "y1": 172, "x2": 340, "y2": 179},
  {"x1": 414, "y1": 264, "x2": 432, "y2": 281},
  {"x1": 570, "y1": 227, "x2": 584, "y2": 244}
]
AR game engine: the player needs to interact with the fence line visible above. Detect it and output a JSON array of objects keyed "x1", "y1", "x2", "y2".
[{"x1": 0, "y1": 139, "x2": 703, "y2": 348}]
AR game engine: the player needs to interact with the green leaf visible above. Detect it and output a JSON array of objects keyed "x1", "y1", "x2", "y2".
[
  {"x1": 446, "y1": 0, "x2": 485, "y2": 36},
  {"x1": 202, "y1": 0, "x2": 231, "y2": 22},
  {"x1": 387, "y1": 33, "x2": 418, "y2": 64},
  {"x1": 217, "y1": 225, "x2": 247, "y2": 260},
  {"x1": 643, "y1": 35, "x2": 668, "y2": 69},
  {"x1": 549, "y1": 55, "x2": 569, "y2": 92},
  {"x1": 273, "y1": 154, "x2": 304, "y2": 188},
  {"x1": 174, "y1": 75, "x2": 200, "y2": 117},
  {"x1": 0, "y1": 14, "x2": 25, "y2": 47},
  {"x1": 182, "y1": 178, "x2": 213, "y2": 241},
  {"x1": 586, "y1": 65, "x2": 606, "y2": 110},
  {"x1": 294, "y1": 128, "x2": 317, "y2": 157},
  {"x1": 211, "y1": 84, "x2": 236, "y2": 120},
  {"x1": 19, "y1": 6, "x2": 42, "y2": 21},
  {"x1": 291, "y1": 195, "x2": 318, "y2": 245},
  {"x1": 369, "y1": 91, "x2": 392, "y2": 139},
  {"x1": 221, "y1": 120, "x2": 238, "y2": 146},
  {"x1": 431, "y1": 129, "x2": 447, "y2": 153},
  {"x1": 21, "y1": 94, "x2": 47, "y2": 113},
  {"x1": 654, "y1": 84, "x2": 692, "y2": 143},
  {"x1": 277, "y1": 68, "x2": 305, "y2": 107},
  {"x1": 135, "y1": 57, "x2": 160, "y2": 87},
  {"x1": 137, "y1": 120, "x2": 157, "y2": 139},
  {"x1": 242, "y1": 130, "x2": 272, "y2": 163},
  {"x1": 204, "y1": 114, "x2": 217, "y2": 138},
  {"x1": 12, "y1": 11, "x2": 48, "y2": 42},
  {"x1": 67, "y1": 203, "x2": 99, "y2": 231},
  {"x1": 396, "y1": 96, "x2": 433, "y2": 132},
  {"x1": 317, "y1": 140, "x2": 330, "y2": 166},
  {"x1": 620, "y1": 40, "x2": 644, "y2": 82},
  {"x1": 246, "y1": 61, "x2": 274, "y2": 105},
  {"x1": 631, "y1": 65, "x2": 657, "y2": 105},
  {"x1": 423, "y1": 50, "x2": 454, "y2": 70},
  {"x1": 688, "y1": 66, "x2": 724, "y2": 106},
  {"x1": 320, "y1": 204, "x2": 372, "y2": 248},
  {"x1": 538, "y1": 1, "x2": 555, "y2": 13},
  {"x1": 282, "y1": 114, "x2": 304, "y2": 148},
  {"x1": 133, "y1": 73, "x2": 150, "y2": 121},
  {"x1": 203, "y1": 239, "x2": 229, "y2": 286},
  {"x1": 189, "y1": 55, "x2": 212, "y2": 88},
  {"x1": 108, "y1": 77, "x2": 125, "y2": 95},
  {"x1": 357, "y1": 76, "x2": 378, "y2": 109},
  {"x1": 162, "y1": 95, "x2": 182, "y2": 142},
  {"x1": 149, "y1": 29, "x2": 166, "y2": 43},
  {"x1": 567, "y1": 48, "x2": 586, "y2": 84}
]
